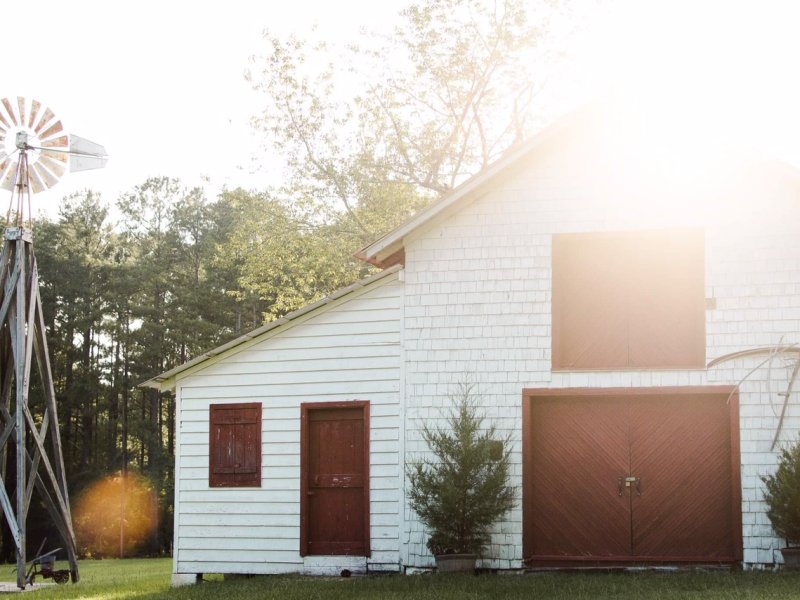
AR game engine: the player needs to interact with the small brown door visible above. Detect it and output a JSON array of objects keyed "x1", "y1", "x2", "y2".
[
  {"x1": 523, "y1": 388, "x2": 741, "y2": 564},
  {"x1": 301, "y1": 401, "x2": 370, "y2": 556}
]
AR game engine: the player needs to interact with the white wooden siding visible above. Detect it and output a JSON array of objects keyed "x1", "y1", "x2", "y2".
[
  {"x1": 400, "y1": 120, "x2": 800, "y2": 569},
  {"x1": 173, "y1": 274, "x2": 402, "y2": 576}
]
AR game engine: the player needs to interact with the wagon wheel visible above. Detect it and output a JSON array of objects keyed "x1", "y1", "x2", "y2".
[{"x1": 52, "y1": 571, "x2": 70, "y2": 585}]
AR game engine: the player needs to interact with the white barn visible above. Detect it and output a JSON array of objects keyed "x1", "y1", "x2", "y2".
[{"x1": 145, "y1": 104, "x2": 800, "y2": 585}]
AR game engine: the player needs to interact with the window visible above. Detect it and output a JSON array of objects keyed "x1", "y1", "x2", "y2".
[
  {"x1": 551, "y1": 229, "x2": 705, "y2": 370},
  {"x1": 209, "y1": 403, "x2": 262, "y2": 487}
]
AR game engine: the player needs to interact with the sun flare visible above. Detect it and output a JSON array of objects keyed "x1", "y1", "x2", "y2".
[
  {"x1": 73, "y1": 473, "x2": 158, "y2": 558},
  {"x1": 568, "y1": 0, "x2": 800, "y2": 166}
]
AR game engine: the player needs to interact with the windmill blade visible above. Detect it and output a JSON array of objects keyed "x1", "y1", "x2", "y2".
[
  {"x1": 0, "y1": 157, "x2": 10, "y2": 182},
  {"x1": 0, "y1": 158, "x2": 18, "y2": 191},
  {"x1": 38, "y1": 155, "x2": 66, "y2": 177},
  {"x1": 41, "y1": 135, "x2": 68, "y2": 149},
  {"x1": 31, "y1": 163, "x2": 60, "y2": 191},
  {"x1": 34, "y1": 108, "x2": 55, "y2": 135},
  {"x1": 41, "y1": 150, "x2": 67, "y2": 163},
  {"x1": 1, "y1": 99, "x2": 18, "y2": 126},
  {"x1": 16, "y1": 98, "x2": 26, "y2": 129},
  {"x1": 0, "y1": 105, "x2": 9, "y2": 130},
  {"x1": 39, "y1": 120, "x2": 63, "y2": 142},
  {"x1": 27, "y1": 100, "x2": 40, "y2": 129},
  {"x1": 28, "y1": 165, "x2": 46, "y2": 194}
]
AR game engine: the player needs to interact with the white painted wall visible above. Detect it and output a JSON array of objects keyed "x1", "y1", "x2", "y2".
[
  {"x1": 172, "y1": 273, "x2": 403, "y2": 577},
  {"x1": 400, "y1": 118, "x2": 800, "y2": 569}
]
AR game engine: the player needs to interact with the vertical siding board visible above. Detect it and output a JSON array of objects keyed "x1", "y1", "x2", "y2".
[{"x1": 173, "y1": 385, "x2": 183, "y2": 577}]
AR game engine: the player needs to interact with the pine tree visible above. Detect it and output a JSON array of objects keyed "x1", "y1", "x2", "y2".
[{"x1": 407, "y1": 382, "x2": 515, "y2": 556}]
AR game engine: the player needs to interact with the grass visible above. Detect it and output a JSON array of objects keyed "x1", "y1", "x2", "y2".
[
  {"x1": 0, "y1": 558, "x2": 173, "y2": 598},
  {"x1": 2, "y1": 559, "x2": 800, "y2": 599}
]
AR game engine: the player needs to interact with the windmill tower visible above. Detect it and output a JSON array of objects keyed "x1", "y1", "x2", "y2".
[{"x1": 0, "y1": 97, "x2": 107, "y2": 588}]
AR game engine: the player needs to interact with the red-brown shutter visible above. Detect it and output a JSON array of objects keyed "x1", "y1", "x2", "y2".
[
  {"x1": 209, "y1": 403, "x2": 262, "y2": 487},
  {"x1": 552, "y1": 234, "x2": 630, "y2": 369},
  {"x1": 552, "y1": 230, "x2": 705, "y2": 370}
]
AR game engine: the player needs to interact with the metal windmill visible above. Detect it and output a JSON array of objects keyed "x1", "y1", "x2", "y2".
[{"x1": 0, "y1": 97, "x2": 107, "y2": 588}]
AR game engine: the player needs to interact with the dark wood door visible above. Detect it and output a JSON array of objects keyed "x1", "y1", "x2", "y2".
[
  {"x1": 524, "y1": 388, "x2": 740, "y2": 564},
  {"x1": 301, "y1": 402, "x2": 369, "y2": 556},
  {"x1": 528, "y1": 396, "x2": 631, "y2": 558},
  {"x1": 630, "y1": 395, "x2": 737, "y2": 559}
]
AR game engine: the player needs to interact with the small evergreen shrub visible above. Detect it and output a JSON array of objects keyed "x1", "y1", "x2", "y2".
[
  {"x1": 406, "y1": 382, "x2": 515, "y2": 556},
  {"x1": 762, "y1": 440, "x2": 800, "y2": 545}
]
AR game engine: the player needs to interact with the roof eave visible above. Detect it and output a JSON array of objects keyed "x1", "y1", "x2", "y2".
[{"x1": 357, "y1": 105, "x2": 588, "y2": 265}]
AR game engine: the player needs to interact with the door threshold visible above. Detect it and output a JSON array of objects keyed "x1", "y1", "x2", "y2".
[{"x1": 525, "y1": 565, "x2": 736, "y2": 574}]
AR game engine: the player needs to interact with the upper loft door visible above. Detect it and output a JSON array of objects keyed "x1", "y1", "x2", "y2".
[{"x1": 301, "y1": 401, "x2": 370, "y2": 556}]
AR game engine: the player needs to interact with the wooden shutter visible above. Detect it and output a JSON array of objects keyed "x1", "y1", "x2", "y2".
[
  {"x1": 552, "y1": 234, "x2": 630, "y2": 369},
  {"x1": 626, "y1": 230, "x2": 705, "y2": 368},
  {"x1": 209, "y1": 403, "x2": 262, "y2": 487},
  {"x1": 552, "y1": 230, "x2": 705, "y2": 370}
]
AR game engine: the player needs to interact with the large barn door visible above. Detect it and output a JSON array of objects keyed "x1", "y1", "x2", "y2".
[
  {"x1": 523, "y1": 388, "x2": 741, "y2": 565},
  {"x1": 527, "y1": 396, "x2": 631, "y2": 558},
  {"x1": 629, "y1": 395, "x2": 737, "y2": 560},
  {"x1": 301, "y1": 402, "x2": 370, "y2": 556}
]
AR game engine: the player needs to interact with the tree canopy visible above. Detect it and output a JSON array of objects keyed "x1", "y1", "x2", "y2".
[{"x1": 247, "y1": 0, "x2": 561, "y2": 239}]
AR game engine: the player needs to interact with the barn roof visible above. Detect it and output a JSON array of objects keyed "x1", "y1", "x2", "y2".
[{"x1": 141, "y1": 264, "x2": 402, "y2": 392}]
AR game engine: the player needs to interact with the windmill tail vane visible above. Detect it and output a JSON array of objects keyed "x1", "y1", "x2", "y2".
[{"x1": 0, "y1": 96, "x2": 108, "y2": 226}]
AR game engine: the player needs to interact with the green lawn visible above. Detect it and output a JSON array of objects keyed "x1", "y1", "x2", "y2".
[
  {"x1": 0, "y1": 558, "x2": 174, "y2": 598},
  {"x1": 4, "y1": 559, "x2": 800, "y2": 599}
]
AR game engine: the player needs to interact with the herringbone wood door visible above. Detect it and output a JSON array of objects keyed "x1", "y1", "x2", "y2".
[
  {"x1": 630, "y1": 395, "x2": 736, "y2": 559},
  {"x1": 526, "y1": 391, "x2": 738, "y2": 563},
  {"x1": 528, "y1": 396, "x2": 631, "y2": 558}
]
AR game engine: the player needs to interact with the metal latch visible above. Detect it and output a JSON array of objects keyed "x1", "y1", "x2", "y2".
[{"x1": 618, "y1": 476, "x2": 642, "y2": 496}]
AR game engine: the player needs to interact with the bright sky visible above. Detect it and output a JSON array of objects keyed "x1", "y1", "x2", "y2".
[{"x1": 4, "y1": 0, "x2": 800, "y2": 219}]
